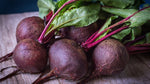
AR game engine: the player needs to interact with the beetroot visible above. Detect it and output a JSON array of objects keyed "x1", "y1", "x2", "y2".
[
  {"x1": 33, "y1": 39, "x2": 88, "y2": 83},
  {"x1": 60, "y1": 22, "x2": 98, "y2": 43},
  {"x1": 92, "y1": 39, "x2": 129, "y2": 76},
  {"x1": 16, "y1": 16, "x2": 44, "y2": 42},
  {"x1": 0, "y1": 39, "x2": 48, "y2": 82},
  {"x1": 13, "y1": 39, "x2": 48, "y2": 73},
  {"x1": 49, "y1": 39, "x2": 88, "y2": 80}
]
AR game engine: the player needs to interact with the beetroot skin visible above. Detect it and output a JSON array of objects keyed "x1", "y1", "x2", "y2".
[
  {"x1": 92, "y1": 39, "x2": 129, "y2": 76},
  {"x1": 49, "y1": 39, "x2": 88, "y2": 81},
  {"x1": 60, "y1": 22, "x2": 98, "y2": 43},
  {"x1": 13, "y1": 39, "x2": 48, "y2": 73},
  {"x1": 16, "y1": 16, "x2": 44, "y2": 42}
]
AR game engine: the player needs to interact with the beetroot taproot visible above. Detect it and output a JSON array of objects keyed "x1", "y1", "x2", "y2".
[
  {"x1": 49, "y1": 39, "x2": 88, "y2": 80},
  {"x1": 13, "y1": 39, "x2": 48, "y2": 73},
  {"x1": 16, "y1": 16, "x2": 44, "y2": 42},
  {"x1": 0, "y1": 39, "x2": 48, "y2": 82},
  {"x1": 92, "y1": 39, "x2": 129, "y2": 76}
]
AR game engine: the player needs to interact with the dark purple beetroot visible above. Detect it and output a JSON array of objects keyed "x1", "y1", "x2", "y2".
[
  {"x1": 16, "y1": 16, "x2": 44, "y2": 42},
  {"x1": 13, "y1": 39, "x2": 48, "y2": 73},
  {"x1": 60, "y1": 22, "x2": 99, "y2": 43},
  {"x1": 92, "y1": 39, "x2": 129, "y2": 76},
  {"x1": 33, "y1": 39, "x2": 88, "y2": 83},
  {"x1": 49, "y1": 39, "x2": 88, "y2": 80}
]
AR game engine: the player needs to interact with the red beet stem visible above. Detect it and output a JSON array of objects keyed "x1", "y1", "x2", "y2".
[
  {"x1": 86, "y1": 25, "x2": 129, "y2": 49},
  {"x1": 42, "y1": 30, "x2": 55, "y2": 44},
  {"x1": 129, "y1": 50, "x2": 150, "y2": 54},
  {"x1": 131, "y1": 44, "x2": 150, "y2": 47},
  {"x1": 82, "y1": 31, "x2": 98, "y2": 46},
  {"x1": 86, "y1": 31, "x2": 98, "y2": 42},
  {"x1": 38, "y1": 0, "x2": 78, "y2": 43},
  {"x1": 0, "y1": 52, "x2": 13, "y2": 63},
  {"x1": 127, "y1": 46, "x2": 150, "y2": 51},
  {"x1": 127, "y1": 44, "x2": 150, "y2": 54},
  {"x1": 46, "y1": 11, "x2": 54, "y2": 22},
  {"x1": 125, "y1": 35, "x2": 145, "y2": 47}
]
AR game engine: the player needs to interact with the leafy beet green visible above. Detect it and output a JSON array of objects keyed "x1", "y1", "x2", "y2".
[
  {"x1": 128, "y1": 0, "x2": 145, "y2": 9},
  {"x1": 51, "y1": 3, "x2": 100, "y2": 28},
  {"x1": 130, "y1": 27, "x2": 142, "y2": 40},
  {"x1": 99, "y1": 0, "x2": 135, "y2": 8},
  {"x1": 95, "y1": 16, "x2": 118, "y2": 40},
  {"x1": 37, "y1": 0, "x2": 147, "y2": 44},
  {"x1": 146, "y1": 33, "x2": 150, "y2": 43},
  {"x1": 56, "y1": 0, "x2": 83, "y2": 11},
  {"x1": 102, "y1": 6, "x2": 150, "y2": 27},
  {"x1": 37, "y1": 0, "x2": 99, "y2": 19},
  {"x1": 111, "y1": 26, "x2": 142, "y2": 41},
  {"x1": 82, "y1": 6, "x2": 150, "y2": 49},
  {"x1": 126, "y1": 32, "x2": 150, "y2": 46},
  {"x1": 111, "y1": 28, "x2": 131, "y2": 40},
  {"x1": 38, "y1": 0, "x2": 78, "y2": 43},
  {"x1": 102, "y1": 6, "x2": 150, "y2": 42},
  {"x1": 102, "y1": 7, "x2": 137, "y2": 18},
  {"x1": 37, "y1": 0, "x2": 56, "y2": 18}
]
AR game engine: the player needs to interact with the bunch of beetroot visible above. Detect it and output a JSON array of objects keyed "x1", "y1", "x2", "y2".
[{"x1": 1, "y1": 0, "x2": 150, "y2": 84}]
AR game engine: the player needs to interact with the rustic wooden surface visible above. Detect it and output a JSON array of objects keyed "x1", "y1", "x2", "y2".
[{"x1": 0, "y1": 12, "x2": 150, "y2": 84}]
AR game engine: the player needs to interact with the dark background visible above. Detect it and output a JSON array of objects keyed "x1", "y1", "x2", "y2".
[
  {"x1": 0, "y1": 0, "x2": 38, "y2": 14},
  {"x1": 0, "y1": 0, "x2": 149, "y2": 14}
]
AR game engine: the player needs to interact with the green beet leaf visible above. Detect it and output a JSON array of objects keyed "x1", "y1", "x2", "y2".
[
  {"x1": 102, "y1": 7, "x2": 137, "y2": 18},
  {"x1": 127, "y1": 0, "x2": 144, "y2": 9},
  {"x1": 111, "y1": 28, "x2": 131, "y2": 40},
  {"x1": 96, "y1": 16, "x2": 118, "y2": 41},
  {"x1": 131, "y1": 32, "x2": 150, "y2": 45},
  {"x1": 102, "y1": 7, "x2": 150, "y2": 28},
  {"x1": 50, "y1": 3, "x2": 100, "y2": 31},
  {"x1": 129, "y1": 7, "x2": 150, "y2": 27},
  {"x1": 131, "y1": 27, "x2": 142, "y2": 40},
  {"x1": 56, "y1": 0, "x2": 70, "y2": 8},
  {"x1": 99, "y1": 0, "x2": 135, "y2": 8},
  {"x1": 133, "y1": 39, "x2": 145, "y2": 45},
  {"x1": 38, "y1": 0, "x2": 56, "y2": 18},
  {"x1": 55, "y1": 0, "x2": 84, "y2": 15},
  {"x1": 56, "y1": 0, "x2": 99, "y2": 9},
  {"x1": 146, "y1": 32, "x2": 150, "y2": 43}
]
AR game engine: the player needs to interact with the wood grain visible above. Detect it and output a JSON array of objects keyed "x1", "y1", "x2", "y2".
[{"x1": 0, "y1": 12, "x2": 150, "y2": 84}]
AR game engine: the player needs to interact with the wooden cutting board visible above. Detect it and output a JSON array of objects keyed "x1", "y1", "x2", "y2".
[{"x1": 0, "y1": 12, "x2": 150, "y2": 84}]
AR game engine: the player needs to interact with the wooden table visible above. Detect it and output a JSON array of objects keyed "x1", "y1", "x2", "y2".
[{"x1": 0, "y1": 12, "x2": 150, "y2": 84}]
